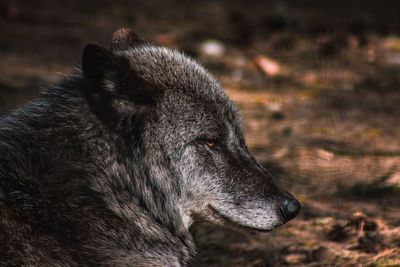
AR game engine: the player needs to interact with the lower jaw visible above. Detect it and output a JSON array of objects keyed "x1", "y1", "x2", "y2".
[{"x1": 207, "y1": 205, "x2": 277, "y2": 233}]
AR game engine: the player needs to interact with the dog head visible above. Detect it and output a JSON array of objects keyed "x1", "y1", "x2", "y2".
[{"x1": 81, "y1": 28, "x2": 301, "y2": 232}]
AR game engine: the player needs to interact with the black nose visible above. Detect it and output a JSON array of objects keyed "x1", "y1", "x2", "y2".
[{"x1": 280, "y1": 197, "x2": 301, "y2": 222}]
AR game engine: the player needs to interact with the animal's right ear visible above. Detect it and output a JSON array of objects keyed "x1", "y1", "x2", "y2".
[{"x1": 110, "y1": 28, "x2": 146, "y2": 51}]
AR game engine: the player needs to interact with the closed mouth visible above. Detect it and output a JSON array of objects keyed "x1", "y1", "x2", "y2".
[{"x1": 207, "y1": 205, "x2": 276, "y2": 233}]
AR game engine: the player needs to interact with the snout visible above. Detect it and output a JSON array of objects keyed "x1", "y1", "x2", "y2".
[{"x1": 279, "y1": 196, "x2": 301, "y2": 222}]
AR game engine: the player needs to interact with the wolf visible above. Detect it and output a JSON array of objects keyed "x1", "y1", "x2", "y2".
[{"x1": 0, "y1": 29, "x2": 301, "y2": 266}]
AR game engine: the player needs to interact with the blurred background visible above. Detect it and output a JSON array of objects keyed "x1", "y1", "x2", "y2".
[{"x1": 1, "y1": 0, "x2": 400, "y2": 266}]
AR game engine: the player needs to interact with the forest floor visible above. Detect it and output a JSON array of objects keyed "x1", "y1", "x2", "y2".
[{"x1": 1, "y1": 0, "x2": 400, "y2": 266}]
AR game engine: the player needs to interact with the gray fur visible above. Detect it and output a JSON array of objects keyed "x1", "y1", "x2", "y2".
[{"x1": 0, "y1": 29, "x2": 300, "y2": 266}]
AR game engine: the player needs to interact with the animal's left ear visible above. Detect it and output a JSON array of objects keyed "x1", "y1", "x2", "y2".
[
  {"x1": 110, "y1": 28, "x2": 146, "y2": 51},
  {"x1": 82, "y1": 43, "x2": 132, "y2": 126},
  {"x1": 82, "y1": 42, "x2": 157, "y2": 128},
  {"x1": 82, "y1": 43, "x2": 120, "y2": 86}
]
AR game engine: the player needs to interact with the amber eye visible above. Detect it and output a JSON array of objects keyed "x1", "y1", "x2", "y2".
[{"x1": 206, "y1": 141, "x2": 216, "y2": 149}]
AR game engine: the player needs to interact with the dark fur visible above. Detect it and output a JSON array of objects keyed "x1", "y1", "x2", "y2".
[{"x1": 0, "y1": 29, "x2": 300, "y2": 266}]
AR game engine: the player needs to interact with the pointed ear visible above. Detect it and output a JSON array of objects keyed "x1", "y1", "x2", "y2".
[
  {"x1": 82, "y1": 43, "x2": 116, "y2": 85},
  {"x1": 81, "y1": 43, "x2": 129, "y2": 126},
  {"x1": 110, "y1": 28, "x2": 146, "y2": 51},
  {"x1": 81, "y1": 43, "x2": 157, "y2": 128}
]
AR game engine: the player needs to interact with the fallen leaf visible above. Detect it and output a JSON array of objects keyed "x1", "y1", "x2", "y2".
[{"x1": 253, "y1": 55, "x2": 281, "y2": 77}]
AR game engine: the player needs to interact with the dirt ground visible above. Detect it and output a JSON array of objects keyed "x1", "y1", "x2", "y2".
[{"x1": 1, "y1": 0, "x2": 400, "y2": 266}]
